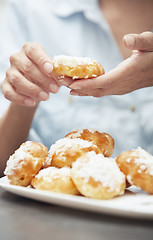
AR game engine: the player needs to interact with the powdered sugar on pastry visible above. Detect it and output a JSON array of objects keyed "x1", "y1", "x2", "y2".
[
  {"x1": 116, "y1": 147, "x2": 153, "y2": 194},
  {"x1": 48, "y1": 137, "x2": 93, "y2": 159},
  {"x1": 72, "y1": 151, "x2": 125, "y2": 193},
  {"x1": 88, "y1": 129, "x2": 96, "y2": 134},
  {"x1": 50, "y1": 138, "x2": 94, "y2": 156},
  {"x1": 31, "y1": 166, "x2": 80, "y2": 195},
  {"x1": 35, "y1": 167, "x2": 71, "y2": 182},
  {"x1": 4, "y1": 141, "x2": 48, "y2": 187},
  {"x1": 131, "y1": 147, "x2": 153, "y2": 175},
  {"x1": 65, "y1": 129, "x2": 84, "y2": 138},
  {"x1": 4, "y1": 141, "x2": 33, "y2": 176},
  {"x1": 44, "y1": 137, "x2": 99, "y2": 168},
  {"x1": 65, "y1": 129, "x2": 114, "y2": 157},
  {"x1": 53, "y1": 55, "x2": 96, "y2": 68}
]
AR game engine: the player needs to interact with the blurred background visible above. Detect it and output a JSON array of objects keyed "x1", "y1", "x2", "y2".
[{"x1": 0, "y1": 0, "x2": 6, "y2": 22}]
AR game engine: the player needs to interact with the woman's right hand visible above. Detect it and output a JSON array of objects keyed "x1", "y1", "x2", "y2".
[{"x1": 1, "y1": 42, "x2": 60, "y2": 106}]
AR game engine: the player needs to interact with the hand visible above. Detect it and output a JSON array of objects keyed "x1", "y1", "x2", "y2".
[
  {"x1": 1, "y1": 42, "x2": 61, "y2": 106},
  {"x1": 62, "y1": 32, "x2": 153, "y2": 97}
]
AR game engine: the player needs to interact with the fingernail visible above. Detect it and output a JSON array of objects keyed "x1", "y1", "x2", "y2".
[
  {"x1": 25, "y1": 98, "x2": 35, "y2": 106},
  {"x1": 58, "y1": 79, "x2": 69, "y2": 87},
  {"x1": 124, "y1": 35, "x2": 135, "y2": 47},
  {"x1": 39, "y1": 91, "x2": 49, "y2": 101},
  {"x1": 70, "y1": 91, "x2": 79, "y2": 96},
  {"x1": 49, "y1": 83, "x2": 60, "y2": 93},
  {"x1": 44, "y1": 62, "x2": 53, "y2": 73},
  {"x1": 69, "y1": 84, "x2": 81, "y2": 90}
]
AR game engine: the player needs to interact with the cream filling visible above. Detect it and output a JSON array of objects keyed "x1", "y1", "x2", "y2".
[{"x1": 53, "y1": 55, "x2": 95, "y2": 68}]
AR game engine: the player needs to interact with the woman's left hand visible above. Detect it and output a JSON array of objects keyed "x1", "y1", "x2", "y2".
[{"x1": 61, "y1": 32, "x2": 153, "y2": 97}]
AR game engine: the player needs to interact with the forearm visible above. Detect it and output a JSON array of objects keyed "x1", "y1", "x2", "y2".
[{"x1": 0, "y1": 103, "x2": 37, "y2": 175}]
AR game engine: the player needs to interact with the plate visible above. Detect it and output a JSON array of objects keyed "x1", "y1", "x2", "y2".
[{"x1": 0, "y1": 176, "x2": 153, "y2": 219}]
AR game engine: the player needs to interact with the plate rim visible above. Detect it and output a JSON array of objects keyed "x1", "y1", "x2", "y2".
[{"x1": 1, "y1": 176, "x2": 153, "y2": 220}]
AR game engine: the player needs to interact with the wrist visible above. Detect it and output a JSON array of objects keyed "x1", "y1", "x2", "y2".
[{"x1": 10, "y1": 102, "x2": 38, "y2": 114}]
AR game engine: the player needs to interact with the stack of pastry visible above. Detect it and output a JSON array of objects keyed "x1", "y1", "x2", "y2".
[
  {"x1": 4, "y1": 129, "x2": 127, "y2": 199},
  {"x1": 4, "y1": 128, "x2": 153, "y2": 198},
  {"x1": 37, "y1": 128, "x2": 125, "y2": 199}
]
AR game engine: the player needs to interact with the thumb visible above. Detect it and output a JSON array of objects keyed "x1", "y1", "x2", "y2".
[{"x1": 123, "y1": 31, "x2": 153, "y2": 51}]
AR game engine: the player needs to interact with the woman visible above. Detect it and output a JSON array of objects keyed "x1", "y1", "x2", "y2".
[{"x1": 0, "y1": 0, "x2": 153, "y2": 175}]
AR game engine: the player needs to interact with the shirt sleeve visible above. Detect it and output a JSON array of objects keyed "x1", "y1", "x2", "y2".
[{"x1": 0, "y1": 0, "x2": 29, "y2": 116}]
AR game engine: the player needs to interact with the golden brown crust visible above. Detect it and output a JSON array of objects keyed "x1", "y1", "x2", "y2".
[
  {"x1": 45, "y1": 138, "x2": 100, "y2": 168},
  {"x1": 53, "y1": 56, "x2": 105, "y2": 79},
  {"x1": 4, "y1": 141, "x2": 48, "y2": 187},
  {"x1": 31, "y1": 167, "x2": 80, "y2": 195},
  {"x1": 116, "y1": 149, "x2": 153, "y2": 194},
  {"x1": 71, "y1": 174, "x2": 126, "y2": 200},
  {"x1": 53, "y1": 55, "x2": 105, "y2": 79},
  {"x1": 65, "y1": 129, "x2": 114, "y2": 157}
]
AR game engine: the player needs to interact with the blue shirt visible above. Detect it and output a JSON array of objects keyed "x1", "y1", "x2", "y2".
[{"x1": 0, "y1": 0, "x2": 153, "y2": 156}]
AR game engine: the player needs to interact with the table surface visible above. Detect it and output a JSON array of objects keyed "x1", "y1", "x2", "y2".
[{"x1": 0, "y1": 187, "x2": 153, "y2": 240}]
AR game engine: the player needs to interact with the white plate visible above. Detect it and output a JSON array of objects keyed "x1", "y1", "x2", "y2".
[{"x1": 0, "y1": 176, "x2": 153, "y2": 219}]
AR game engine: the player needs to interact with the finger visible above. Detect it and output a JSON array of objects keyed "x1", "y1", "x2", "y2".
[
  {"x1": 70, "y1": 86, "x2": 119, "y2": 97},
  {"x1": 10, "y1": 53, "x2": 60, "y2": 93},
  {"x1": 70, "y1": 89, "x2": 88, "y2": 96},
  {"x1": 123, "y1": 32, "x2": 153, "y2": 51},
  {"x1": 69, "y1": 57, "x2": 135, "y2": 91},
  {"x1": 70, "y1": 87, "x2": 110, "y2": 97},
  {"x1": 69, "y1": 71, "x2": 116, "y2": 91},
  {"x1": 1, "y1": 79, "x2": 35, "y2": 107},
  {"x1": 6, "y1": 68, "x2": 50, "y2": 101},
  {"x1": 23, "y1": 42, "x2": 54, "y2": 76},
  {"x1": 69, "y1": 77, "x2": 103, "y2": 91},
  {"x1": 57, "y1": 76, "x2": 74, "y2": 87}
]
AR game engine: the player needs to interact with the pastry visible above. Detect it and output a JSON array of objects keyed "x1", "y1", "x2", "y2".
[
  {"x1": 53, "y1": 55, "x2": 105, "y2": 79},
  {"x1": 116, "y1": 147, "x2": 153, "y2": 194},
  {"x1": 65, "y1": 129, "x2": 114, "y2": 157},
  {"x1": 71, "y1": 151, "x2": 126, "y2": 199},
  {"x1": 31, "y1": 166, "x2": 80, "y2": 195},
  {"x1": 44, "y1": 137, "x2": 100, "y2": 168},
  {"x1": 4, "y1": 141, "x2": 48, "y2": 187}
]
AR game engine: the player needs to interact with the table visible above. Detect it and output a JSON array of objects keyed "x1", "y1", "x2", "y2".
[{"x1": 0, "y1": 187, "x2": 153, "y2": 240}]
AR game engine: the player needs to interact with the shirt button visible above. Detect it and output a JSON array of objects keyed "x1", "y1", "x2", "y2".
[
  {"x1": 67, "y1": 96, "x2": 73, "y2": 103},
  {"x1": 129, "y1": 105, "x2": 136, "y2": 112}
]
